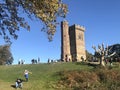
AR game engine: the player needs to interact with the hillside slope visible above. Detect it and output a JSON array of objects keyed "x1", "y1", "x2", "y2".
[
  {"x1": 0, "y1": 62, "x2": 120, "y2": 90},
  {"x1": 0, "y1": 62, "x2": 93, "y2": 90}
]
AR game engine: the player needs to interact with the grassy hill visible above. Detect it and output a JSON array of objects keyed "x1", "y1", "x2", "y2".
[
  {"x1": 0, "y1": 62, "x2": 120, "y2": 90},
  {"x1": 0, "y1": 62, "x2": 92, "y2": 90}
]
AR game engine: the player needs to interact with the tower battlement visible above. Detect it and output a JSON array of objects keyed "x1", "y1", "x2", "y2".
[{"x1": 74, "y1": 24, "x2": 85, "y2": 31}]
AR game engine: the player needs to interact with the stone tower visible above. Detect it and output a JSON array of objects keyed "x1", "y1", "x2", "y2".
[
  {"x1": 61, "y1": 20, "x2": 71, "y2": 61},
  {"x1": 69, "y1": 24, "x2": 86, "y2": 61},
  {"x1": 61, "y1": 20, "x2": 86, "y2": 62}
]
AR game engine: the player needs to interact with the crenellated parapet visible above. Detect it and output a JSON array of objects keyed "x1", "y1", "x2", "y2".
[{"x1": 74, "y1": 24, "x2": 85, "y2": 31}]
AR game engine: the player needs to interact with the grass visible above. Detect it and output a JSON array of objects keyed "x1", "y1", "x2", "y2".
[
  {"x1": 0, "y1": 62, "x2": 120, "y2": 90},
  {"x1": 0, "y1": 62, "x2": 93, "y2": 90}
]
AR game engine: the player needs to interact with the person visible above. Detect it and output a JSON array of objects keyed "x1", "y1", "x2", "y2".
[
  {"x1": 48, "y1": 58, "x2": 50, "y2": 64},
  {"x1": 24, "y1": 69, "x2": 32, "y2": 82},
  {"x1": 38, "y1": 57, "x2": 40, "y2": 63},
  {"x1": 109, "y1": 58, "x2": 113, "y2": 66},
  {"x1": 15, "y1": 78, "x2": 23, "y2": 89},
  {"x1": 81, "y1": 56, "x2": 84, "y2": 62},
  {"x1": 18, "y1": 58, "x2": 21, "y2": 65}
]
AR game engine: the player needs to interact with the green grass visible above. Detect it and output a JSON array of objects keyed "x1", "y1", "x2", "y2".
[
  {"x1": 0, "y1": 62, "x2": 94, "y2": 90},
  {"x1": 0, "y1": 62, "x2": 120, "y2": 90}
]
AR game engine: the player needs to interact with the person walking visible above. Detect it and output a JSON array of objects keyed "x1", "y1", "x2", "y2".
[{"x1": 24, "y1": 69, "x2": 32, "y2": 82}]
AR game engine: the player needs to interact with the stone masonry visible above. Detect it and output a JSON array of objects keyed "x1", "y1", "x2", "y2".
[{"x1": 61, "y1": 20, "x2": 86, "y2": 62}]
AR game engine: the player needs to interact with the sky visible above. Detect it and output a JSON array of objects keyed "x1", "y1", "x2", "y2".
[{"x1": 0, "y1": 0, "x2": 120, "y2": 64}]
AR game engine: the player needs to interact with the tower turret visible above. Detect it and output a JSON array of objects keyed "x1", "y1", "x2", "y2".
[{"x1": 61, "y1": 20, "x2": 71, "y2": 61}]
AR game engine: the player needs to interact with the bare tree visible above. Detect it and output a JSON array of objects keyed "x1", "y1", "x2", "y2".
[{"x1": 92, "y1": 43, "x2": 116, "y2": 66}]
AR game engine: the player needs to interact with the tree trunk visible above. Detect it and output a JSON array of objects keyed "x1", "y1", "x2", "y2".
[{"x1": 100, "y1": 56, "x2": 105, "y2": 67}]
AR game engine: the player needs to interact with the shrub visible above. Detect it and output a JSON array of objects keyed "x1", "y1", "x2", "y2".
[{"x1": 57, "y1": 69, "x2": 120, "y2": 90}]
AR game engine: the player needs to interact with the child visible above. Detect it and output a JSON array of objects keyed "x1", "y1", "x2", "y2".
[
  {"x1": 15, "y1": 78, "x2": 23, "y2": 89},
  {"x1": 24, "y1": 69, "x2": 32, "y2": 82}
]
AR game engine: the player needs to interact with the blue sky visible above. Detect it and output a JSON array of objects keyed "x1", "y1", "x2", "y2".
[{"x1": 1, "y1": 0, "x2": 120, "y2": 64}]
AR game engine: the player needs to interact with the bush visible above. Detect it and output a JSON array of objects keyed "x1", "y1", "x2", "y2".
[{"x1": 57, "y1": 69, "x2": 120, "y2": 90}]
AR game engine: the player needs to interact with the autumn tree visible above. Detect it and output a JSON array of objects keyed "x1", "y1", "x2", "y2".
[
  {"x1": 0, "y1": 44, "x2": 13, "y2": 65},
  {"x1": 0, "y1": 0, "x2": 68, "y2": 43}
]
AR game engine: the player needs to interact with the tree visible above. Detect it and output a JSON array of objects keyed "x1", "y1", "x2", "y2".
[
  {"x1": 107, "y1": 44, "x2": 120, "y2": 62},
  {"x1": 92, "y1": 43, "x2": 116, "y2": 67},
  {"x1": 108, "y1": 44, "x2": 120, "y2": 58},
  {"x1": 85, "y1": 50, "x2": 93, "y2": 61},
  {"x1": 0, "y1": 0, "x2": 68, "y2": 43},
  {"x1": 0, "y1": 44, "x2": 13, "y2": 65}
]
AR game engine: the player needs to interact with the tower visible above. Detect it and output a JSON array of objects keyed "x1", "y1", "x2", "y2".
[
  {"x1": 69, "y1": 24, "x2": 86, "y2": 61},
  {"x1": 61, "y1": 20, "x2": 71, "y2": 61},
  {"x1": 61, "y1": 20, "x2": 86, "y2": 62}
]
